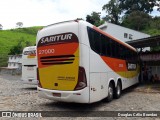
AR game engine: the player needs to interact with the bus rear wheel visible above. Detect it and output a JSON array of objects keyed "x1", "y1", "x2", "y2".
[
  {"x1": 114, "y1": 81, "x2": 122, "y2": 99},
  {"x1": 106, "y1": 83, "x2": 114, "y2": 102}
]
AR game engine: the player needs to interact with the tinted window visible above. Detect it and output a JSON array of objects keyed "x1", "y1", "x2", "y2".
[
  {"x1": 87, "y1": 26, "x2": 137, "y2": 62},
  {"x1": 101, "y1": 35, "x2": 107, "y2": 56},
  {"x1": 87, "y1": 27, "x2": 101, "y2": 54},
  {"x1": 105, "y1": 36, "x2": 111, "y2": 57}
]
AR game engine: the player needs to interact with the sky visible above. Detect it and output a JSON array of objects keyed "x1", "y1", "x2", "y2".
[
  {"x1": 0, "y1": 0, "x2": 159, "y2": 30},
  {"x1": 0, "y1": 0, "x2": 108, "y2": 29}
]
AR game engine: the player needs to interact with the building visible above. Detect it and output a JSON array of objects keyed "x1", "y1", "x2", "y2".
[
  {"x1": 0, "y1": 54, "x2": 22, "y2": 75},
  {"x1": 8, "y1": 55, "x2": 22, "y2": 69},
  {"x1": 98, "y1": 22, "x2": 150, "y2": 42}
]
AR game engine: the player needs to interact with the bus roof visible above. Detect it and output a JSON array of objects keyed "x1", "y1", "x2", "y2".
[
  {"x1": 43, "y1": 19, "x2": 83, "y2": 29},
  {"x1": 23, "y1": 46, "x2": 36, "y2": 52},
  {"x1": 40, "y1": 19, "x2": 137, "y2": 52}
]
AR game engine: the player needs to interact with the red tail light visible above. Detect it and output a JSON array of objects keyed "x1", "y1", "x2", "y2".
[
  {"x1": 37, "y1": 68, "x2": 42, "y2": 87},
  {"x1": 74, "y1": 67, "x2": 87, "y2": 90}
]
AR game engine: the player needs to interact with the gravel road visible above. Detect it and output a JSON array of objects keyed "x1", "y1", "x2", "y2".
[{"x1": 0, "y1": 74, "x2": 160, "y2": 120}]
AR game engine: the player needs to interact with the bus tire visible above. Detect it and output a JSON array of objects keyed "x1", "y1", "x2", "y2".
[
  {"x1": 106, "y1": 82, "x2": 114, "y2": 102},
  {"x1": 114, "y1": 81, "x2": 122, "y2": 99}
]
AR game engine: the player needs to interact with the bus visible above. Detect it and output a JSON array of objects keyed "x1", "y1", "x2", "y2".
[
  {"x1": 21, "y1": 46, "x2": 38, "y2": 85},
  {"x1": 36, "y1": 20, "x2": 139, "y2": 103}
]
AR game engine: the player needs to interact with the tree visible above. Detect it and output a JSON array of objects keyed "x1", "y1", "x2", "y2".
[
  {"x1": 148, "y1": 16, "x2": 160, "y2": 51},
  {"x1": 119, "y1": 0, "x2": 160, "y2": 14},
  {"x1": 102, "y1": 0, "x2": 122, "y2": 24},
  {"x1": 86, "y1": 12, "x2": 105, "y2": 26},
  {"x1": 0, "y1": 24, "x2": 3, "y2": 30},
  {"x1": 25, "y1": 41, "x2": 32, "y2": 47},
  {"x1": 149, "y1": 16, "x2": 160, "y2": 30},
  {"x1": 142, "y1": 16, "x2": 160, "y2": 35},
  {"x1": 121, "y1": 11, "x2": 152, "y2": 31},
  {"x1": 16, "y1": 22, "x2": 23, "y2": 28},
  {"x1": 8, "y1": 37, "x2": 33, "y2": 55},
  {"x1": 9, "y1": 39, "x2": 24, "y2": 55}
]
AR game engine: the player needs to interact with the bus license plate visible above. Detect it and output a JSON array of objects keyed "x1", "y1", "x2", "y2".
[
  {"x1": 52, "y1": 93, "x2": 61, "y2": 97},
  {"x1": 27, "y1": 67, "x2": 34, "y2": 71},
  {"x1": 28, "y1": 79, "x2": 32, "y2": 82}
]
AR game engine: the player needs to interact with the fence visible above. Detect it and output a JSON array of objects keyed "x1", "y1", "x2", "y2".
[{"x1": 0, "y1": 55, "x2": 22, "y2": 75}]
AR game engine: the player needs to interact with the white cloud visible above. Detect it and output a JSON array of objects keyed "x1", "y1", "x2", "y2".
[
  {"x1": 150, "y1": 7, "x2": 160, "y2": 17},
  {"x1": 0, "y1": 0, "x2": 159, "y2": 29},
  {"x1": 0, "y1": 0, "x2": 108, "y2": 29}
]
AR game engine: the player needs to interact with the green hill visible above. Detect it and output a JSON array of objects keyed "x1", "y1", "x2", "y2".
[{"x1": 0, "y1": 26, "x2": 43, "y2": 67}]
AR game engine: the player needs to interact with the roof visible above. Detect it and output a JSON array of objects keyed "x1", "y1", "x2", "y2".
[
  {"x1": 99, "y1": 22, "x2": 150, "y2": 36},
  {"x1": 126, "y1": 35, "x2": 160, "y2": 48}
]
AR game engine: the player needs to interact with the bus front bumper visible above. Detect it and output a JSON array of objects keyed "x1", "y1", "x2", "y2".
[{"x1": 21, "y1": 78, "x2": 38, "y2": 85}]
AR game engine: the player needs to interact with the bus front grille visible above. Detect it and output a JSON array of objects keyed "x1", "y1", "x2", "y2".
[{"x1": 40, "y1": 55, "x2": 75, "y2": 65}]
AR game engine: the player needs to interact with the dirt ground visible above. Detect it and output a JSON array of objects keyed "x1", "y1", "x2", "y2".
[{"x1": 0, "y1": 74, "x2": 160, "y2": 120}]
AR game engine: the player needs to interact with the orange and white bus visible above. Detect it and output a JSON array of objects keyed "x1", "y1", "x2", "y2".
[
  {"x1": 36, "y1": 20, "x2": 139, "y2": 103},
  {"x1": 21, "y1": 46, "x2": 38, "y2": 85}
]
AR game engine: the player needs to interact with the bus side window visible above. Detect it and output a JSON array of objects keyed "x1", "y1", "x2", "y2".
[
  {"x1": 119, "y1": 44, "x2": 122, "y2": 59},
  {"x1": 93, "y1": 31, "x2": 101, "y2": 54},
  {"x1": 87, "y1": 27, "x2": 95, "y2": 51},
  {"x1": 115, "y1": 42, "x2": 119, "y2": 58},
  {"x1": 87, "y1": 27, "x2": 101, "y2": 55},
  {"x1": 123, "y1": 47, "x2": 127, "y2": 60},
  {"x1": 113, "y1": 41, "x2": 118, "y2": 58},
  {"x1": 106, "y1": 36, "x2": 111, "y2": 57},
  {"x1": 125, "y1": 49, "x2": 129, "y2": 61},
  {"x1": 121, "y1": 46, "x2": 126, "y2": 60},
  {"x1": 131, "y1": 51, "x2": 137, "y2": 63},
  {"x1": 101, "y1": 35, "x2": 107, "y2": 56},
  {"x1": 126, "y1": 48, "x2": 132, "y2": 61},
  {"x1": 110, "y1": 40, "x2": 115, "y2": 58},
  {"x1": 129, "y1": 50, "x2": 133, "y2": 62}
]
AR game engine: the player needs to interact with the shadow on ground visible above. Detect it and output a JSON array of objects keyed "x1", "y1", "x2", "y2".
[
  {"x1": 134, "y1": 81, "x2": 160, "y2": 93},
  {"x1": 21, "y1": 87, "x2": 37, "y2": 91}
]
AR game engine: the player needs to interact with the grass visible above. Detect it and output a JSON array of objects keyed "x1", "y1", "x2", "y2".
[
  {"x1": 0, "y1": 55, "x2": 8, "y2": 67},
  {"x1": 0, "y1": 26, "x2": 43, "y2": 67}
]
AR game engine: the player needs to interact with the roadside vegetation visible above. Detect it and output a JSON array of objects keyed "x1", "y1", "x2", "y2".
[
  {"x1": 86, "y1": 0, "x2": 160, "y2": 36},
  {"x1": 0, "y1": 26, "x2": 42, "y2": 67}
]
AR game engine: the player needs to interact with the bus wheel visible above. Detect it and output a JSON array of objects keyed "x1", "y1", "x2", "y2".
[
  {"x1": 114, "y1": 81, "x2": 121, "y2": 99},
  {"x1": 106, "y1": 83, "x2": 114, "y2": 102}
]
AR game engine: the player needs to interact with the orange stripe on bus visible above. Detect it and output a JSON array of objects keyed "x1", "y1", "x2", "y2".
[
  {"x1": 101, "y1": 56, "x2": 127, "y2": 72},
  {"x1": 38, "y1": 43, "x2": 79, "y2": 68}
]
